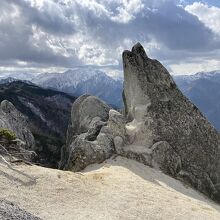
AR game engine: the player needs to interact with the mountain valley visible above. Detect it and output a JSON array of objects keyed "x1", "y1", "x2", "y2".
[{"x1": 0, "y1": 81, "x2": 76, "y2": 167}]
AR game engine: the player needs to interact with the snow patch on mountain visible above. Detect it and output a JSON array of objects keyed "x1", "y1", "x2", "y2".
[
  {"x1": 0, "y1": 72, "x2": 38, "y2": 81},
  {"x1": 33, "y1": 67, "x2": 123, "y2": 107}
]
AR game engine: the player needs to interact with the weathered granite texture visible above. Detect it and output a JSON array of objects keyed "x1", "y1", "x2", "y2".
[
  {"x1": 59, "y1": 95, "x2": 115, "y2": 171},
  {"x1": 61, "y1": 43, "x2": 220, "y2": 202},
  {"x1": 121, "y1": 43, "x2": 220, "y2": 201}
]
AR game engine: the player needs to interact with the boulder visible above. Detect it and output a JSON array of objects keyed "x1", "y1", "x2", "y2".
[
  {"x1": 60, "y1": 95, "x2": 114, "y2": 171},
  {"x1": 70, "y1": 94, "x2": 110, "y2": 135},
  {"x1": 122, "y1": 43, "x2": 220, "y2": 201}
]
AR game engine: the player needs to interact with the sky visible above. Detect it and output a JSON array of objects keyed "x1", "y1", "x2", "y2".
[{"x1": 0, "y1": 0, "x2": 220, "y2": 75}]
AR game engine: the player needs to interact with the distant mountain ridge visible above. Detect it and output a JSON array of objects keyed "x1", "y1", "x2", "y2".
[
  {"x1": 0, "y1": 72, "x2": 37, "y2": 81},
  {"x1": 2, "y1": 69, "x2": 220, "y2": 132},
  {"x1": 174, "y1": 70, "x2": 220, "y2": 92},
  {"x1": 0, "y1": 77, "x2": 34, "y2": 85},
  {"x1": 0, "y1": 68, "x2": 123, "y2": 107},
  {"x1": 173, "y1": 70, "x2": 220, "y2": 131},
  {"x1": 33, "y1": 68, "x2": 123, "y2": 107}
]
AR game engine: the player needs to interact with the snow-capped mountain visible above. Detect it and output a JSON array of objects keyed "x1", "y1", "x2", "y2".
[
  {"x1": 33, "y1": 68, "x2": 123, "y2": 107},
  {"x1": 0, "y1": 77, "x2": 34, "y2": 85},
  {"x1": 173, "y1": 70, "x2": 220, "y2": 131},
  {"x1": 0, "y1": 68, "x2": 124, "y2": 107},
  {"x1": 74, "y1": 71, "x2": 123, "y2": 107},
  {"x1": 174, "y1": 70, "x2": 220, "y2": 92},
  {"x1": 0, "y1": 72, "x2": 38, "y2": 81},
  {"x1": 0, "y1": 77, "x2": 17, "y2": 85},
  {"x1": 33, "y1": 68, "x2": 98, "y2": 89}
]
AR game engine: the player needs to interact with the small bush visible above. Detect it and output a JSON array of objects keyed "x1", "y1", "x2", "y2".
[{"x1": 0, "y1": 129, "x2": 17, "y2": 141}]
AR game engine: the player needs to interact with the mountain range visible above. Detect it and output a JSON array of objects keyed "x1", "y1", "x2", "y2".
[
  {"x1": 174, "y1": 71, "x2": 220, "y2": 131},
  {"x1": 1, "y1": 69, "x2": 220, "y2": 132},
  {"x1": 0, "y1": 68, "x2": 123, "y2": 107},
  {"x1": 0, "y1": 72, "x2": 37, "y2": 81},
  {"x1": 32, "y1": 68, "x2": 123, "y2": 107}
]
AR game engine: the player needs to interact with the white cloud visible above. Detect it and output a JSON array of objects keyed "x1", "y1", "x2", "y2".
[
  {"x1": 185, "y1": 2, "x2": 220, "y2": 36},
  {"x1": 170, "y1": 59, "x2": 220, "y2": 75},
  {"x1": 110, "y1": 0, "x2": 144, "y2": 23}
]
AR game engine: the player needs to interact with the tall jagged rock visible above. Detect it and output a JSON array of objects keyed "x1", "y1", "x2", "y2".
[
  {"x1": 121, "y1": 43, "x2": 220, "y2": 201},
  {"x1": 61, "y1": 43, "x2": 220, "y2": 202},
  {"x1": 0, "y1": 100, "x2": 35, "y2": 148}
]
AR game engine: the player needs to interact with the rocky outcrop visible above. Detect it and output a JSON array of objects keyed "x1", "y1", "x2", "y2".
[
  {"x1": 61, "y1": 43, "x2": 220, "y2": 202},
  {"x1": 0, "y1": 80, "x2": 76, "y2": 167},
  {"x1": 120, "y1": 43, "x2": 220, "y2": 201},
  {"x1": 59, "y1": 95, "x2": 114, "y2": 171},
  {"x1": 0, "y1": 100, "x2": 35, "y2": 149},
  {"x1": 0, "y1": 100, "x2": 37, "y2": 163}
]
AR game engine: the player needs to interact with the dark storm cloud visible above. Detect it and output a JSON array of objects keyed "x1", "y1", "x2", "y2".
[
  {"x1": 8, "y1": 0, "x2": 76, "y2": 35},
  {"x1": 0, "y1": 0, "x2": 81, "y2": 68},
  {"x1": 77, "y1": 1, "x2": 219, "y2": 52},
  {"x1": 143, "y1": 3, "x2": 218, "y2": 50},
  {"x1": 0, "y1": 0, "x2": 220, "y2": 72}
]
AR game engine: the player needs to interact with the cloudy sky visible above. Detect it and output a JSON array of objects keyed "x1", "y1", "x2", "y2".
[{"x1": 1, "y1": 0, "x2": 220, "y2": 75}]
